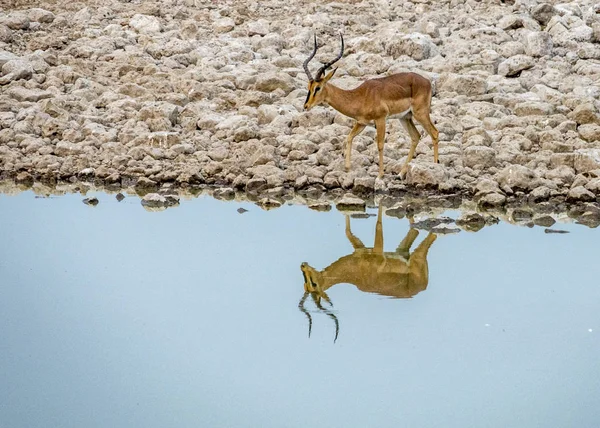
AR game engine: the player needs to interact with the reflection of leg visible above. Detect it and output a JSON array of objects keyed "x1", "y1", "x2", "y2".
[
  {"x1": 412, "y1": 232, "x2": 437, "y2": 259},
  {"x1": 397, "y1": 228, "x2": 420, "y2": 258},
  {"x1": 345, "y1": 122, "x2": 366, "y2": 172},
  {"x1": 407, "y1": 232, "x2": 437, "y2": 295},
  {"x1": 374, "y1": 205, "x2": 384, "y2": 253},
  {"x1": 345, "y1": 215, "x2": 365, "y2": 249}
]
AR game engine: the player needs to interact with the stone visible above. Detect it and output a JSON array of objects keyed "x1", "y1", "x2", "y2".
[
  {"x1": 308, "y1": 202, "x2": 331, "y2": 211},
  {"x1": 257, "y1": 198, "x2": 281, "y2": 210},
  {"x1": 439, "y1": 74, "x2": 487, "y2": 96},
  {"x1": 247, "y1": 19, "x2": 269, "y2": 36},
  {"x1": 254, "y1": 72, "x2": 295, "y2": 94},
  {"x1": 531, "y1": 4, "x2": 557, "y2": 26},
  {"x1": 478, "y1": 192, "x2": 506, "y2": 208},
  {"x1": 463, "y1": 146, "x2": 496, "y2": 168},
  {"x1": 83, "y1": 197, "x2": 99, "y2": 206},
  {"x1": 497, "y1": 165, "x2": 538, "y2": 190},
  {"x1": 0, "y1": 59, "x2": 34, "y2": 83},
  {"x1": 141, "y1": 193, "x2": 179, "y2": 209},
  {"x1": 129, "y1": 14, "x2": 162, "y2": 34},
  {"x1": 335, "y1": 194, "x2": 366, "y2": 211},
  {"x1": 116, "y1": 193, "x2": 125, "y2": 202},
  {"x1": 28, "y1": 8, "x2": 55, "y2": 23},
  {"x1": 386, "y1": 33, "x2": 438, "y2": 60},
  {"x1": 498, "y1": 55, "x2": 534, "y2": 77},
  {"x1": 214, "y1": 18, "x2": 235, "y2": 33},
  {"x1": 568, "y1": 103, "x2": 600, "y2": 125},
  {"x1": 574, "y1": 149, "x2": 600, "y2": 173},
  {"x1": 0, "y1": 25, "x2": 12, "y2": 43},
  {"x1": 3, "y1": 12, "x2": 30, "y2": 30},
  {"x1": 525, "y1": 32, "x2": 553, "y2": 57},
  {"x1": 0, "y1": 50, "x2": 18, "y2": 68},
  {"x1": 568, "y1": 186, "x2": 596, "y2": 202},
  {"x1": 8, "y1": 87, "x2": 53, "y2": 102},
  {"x1": 533, "y1": 215, "x2": 556, "y2": 227},
  {"x1": 514, "y1": 101, "x2": 554, "y2": 116},
  {"x1": 456, "y1": 213, "x2": 487, "y2": 232},
  {"x1": 578, "y1": 124, "x2": 600, "y2": 142},
  {"x1": 405, "y1": 163, "x2": 448, "y2": 187}
]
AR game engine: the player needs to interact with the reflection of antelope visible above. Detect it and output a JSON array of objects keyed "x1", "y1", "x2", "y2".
[{"x1": 299, "y1": 206, "x2": 437, "y2": 342}]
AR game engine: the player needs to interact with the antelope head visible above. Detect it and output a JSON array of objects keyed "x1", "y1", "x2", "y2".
[
  {"x1": 303, "y1": 34, "x2": 344, "y2": 111},
  {"x1": 299, "y1": 262, "x2": 339, "y2": 342}
]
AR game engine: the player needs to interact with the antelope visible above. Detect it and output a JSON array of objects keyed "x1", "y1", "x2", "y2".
[
  {"x1": 299, "y1": 205, "x2": 437, "y2": 342},
  {"x1": 303, "y1": 34, "x2": 440, "y2": 179}
]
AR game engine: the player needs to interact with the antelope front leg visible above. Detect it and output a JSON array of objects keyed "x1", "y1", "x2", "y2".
[
  {"x1": 374, "y1": 118, "x2": 386, "y2": 179},
  {"x1": 345, "y1": 122, "x2": 366, "y2": 172}
]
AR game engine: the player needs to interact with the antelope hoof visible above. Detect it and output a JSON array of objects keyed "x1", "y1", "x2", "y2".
[{"x1": 400, "y1": 166, "x2": 408, "y2": 179}]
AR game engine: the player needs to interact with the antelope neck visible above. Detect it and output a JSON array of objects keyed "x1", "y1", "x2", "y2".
[{"x1": 323, "y1": 84, "x2": 360, "y2": 119}]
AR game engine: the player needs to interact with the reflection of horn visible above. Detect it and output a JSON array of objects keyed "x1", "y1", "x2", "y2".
[
  {"x1": 298, "y1": 292, "x2": 313, "y2": 338},
  {"x1": 311, "y1": 292, "x2": 340, "y2": 343}
]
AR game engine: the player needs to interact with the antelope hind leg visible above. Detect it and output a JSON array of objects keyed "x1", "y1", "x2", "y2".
[{"x1": 399, "y1": 118, "x2": 421, "y2": 178}]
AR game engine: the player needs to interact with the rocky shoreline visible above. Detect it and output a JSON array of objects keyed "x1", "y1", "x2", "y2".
[{"x1": 1, "y1": 0, "x2": 600, "y2": 213}]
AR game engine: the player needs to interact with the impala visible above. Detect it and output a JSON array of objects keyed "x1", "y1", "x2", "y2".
[
  {"x1": 299, "y1": 205, "x2": 437, "y2": 342},
  {"x1": 303, "y1": 34, "x2": 440, "y2": 178}
]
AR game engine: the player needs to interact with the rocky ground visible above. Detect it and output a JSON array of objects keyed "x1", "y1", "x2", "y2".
[{"x1": 1, "y1": 0, "x2": 600, "y2": 216}]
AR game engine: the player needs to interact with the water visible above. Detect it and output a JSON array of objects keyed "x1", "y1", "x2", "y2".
[{"x1": 1, "y1": 190, "x2": 599, "y2": 428}]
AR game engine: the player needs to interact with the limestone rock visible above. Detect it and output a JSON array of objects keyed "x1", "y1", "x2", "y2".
[
  {"x1": 336, "y1": 194, "x2": 366, "y2": 211},
  {"x1": 129, "y1": 14, "x2": 162, "y2": 34},
  {"x1": 498, "y1": 55, "x2": 534, "y2": 77}
]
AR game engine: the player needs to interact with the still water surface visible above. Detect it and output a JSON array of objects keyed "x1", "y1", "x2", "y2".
[{"x1": 1, "y1": 191, "x2": 599, "y2": 428}]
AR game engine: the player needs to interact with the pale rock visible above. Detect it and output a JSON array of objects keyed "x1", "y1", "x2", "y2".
[
  {"x1": 8, "y1": 87, "x2": 53, "y2": 102},
  {"x1": 478, "y1": 192, "x2": 506, "y2": 207},
  {"x1": 386, "y1": 33, "x2": 438, "y2": 61},
  {"x1": 254, "y1": 72, "x2": 295, "y2": 94},
  {"x1": 497, "y1": 164, "x2": 539, "y2": 190},
  {"x1": 498, "y1": 55, "x2": 534, "y2": 77},
  {"x1": 0, "y1": 59, "x2": 34, "y2": 83},
  {"x1": 531, "y1": 4, "x2": 557, "y2": 26},
  {"x1": 439, "y1": 73, "x2": 487, "y2": 96},
  {"x1": 463, "y1": 146, "x2": 497, "y2": 168},
  {"x1": 0, "y1": 50, "x2": 18, "y2": 67},
  {"x1": 247, "y1": 19, "x2": 269, "y2": 36},
  {"x1": 129, "y1": 14, "x2": 162, "y2": 34},
  {"x1": 27, "y1": 8, "x2": 55, "y2": 23},
  {"x1": 574, "y1": 149, "x2": 600, "y2": 173},
  {"x1": 578, "y1": 124, "x2": 600, "y2": 142},
  {"x1": 568, "y1": 186, "x2": 595, "y2": 201},
  {"x1": 514, "y1": 101, "x2": 554, "y2": 116},
  {"x1": 405, "y1": 163, "x2": 448, "y2": 187},
  {"x1": 568, "y1": 103, "x2": 600, "y2": 125},
  {"x1": 336, "y1": 194, "x2": 366, "y2": 211},
  {"x1": 3, "y1": 12, "x2": 30, "y2": 30},
  {"x1": 197, "y1": 113, "x2": 225, "y2": 132},
  {"x1": 525, "y1": 32, "x2": 553, "y2": 57},
  {"x1": 214, "y1": 18, "x2": 235, "y2": 33},
  {"x1": 0, "y1": 25, "x2": 12, "y2": 43}
]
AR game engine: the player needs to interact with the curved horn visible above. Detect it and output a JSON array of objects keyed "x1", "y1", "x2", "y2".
[
  {"x1": 315, "y1": 33, "x2": 344, "y2": 80},
  {"x1": 311, "y1": 292, "x2": 340, "y2": 343},
  {"x1": 298, "y1": 292, "x2": 313, "y2": 338},
  {"x1": 303, "y1": 34, "x2": 318, "y2": 81}
]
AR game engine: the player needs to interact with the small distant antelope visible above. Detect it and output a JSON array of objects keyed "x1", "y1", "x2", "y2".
[
  {"x1": 299, "y1": 205, "x2": 437, "y2": 342},
  {"x1": 303, "y1": 35, "x2": 440, "y2": 178}
]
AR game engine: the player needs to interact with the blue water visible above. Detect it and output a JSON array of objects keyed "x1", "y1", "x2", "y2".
[{"x1": 1, "y1": 191, "x2": 599, "y2": 428}]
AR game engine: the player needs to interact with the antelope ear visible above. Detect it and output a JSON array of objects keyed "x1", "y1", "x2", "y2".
[{"x1": 324, "y1": 67, "x2": 337, "y2": 82}]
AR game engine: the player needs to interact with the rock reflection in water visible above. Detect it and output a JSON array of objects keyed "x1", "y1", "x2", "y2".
[{"x1": 299, "y1": 205, "x2": 437, "y2": 342}]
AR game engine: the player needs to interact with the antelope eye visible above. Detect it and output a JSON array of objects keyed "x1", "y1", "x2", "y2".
[{"x1": 314, "y1": 87, "x2": 320, "y2": 93}]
